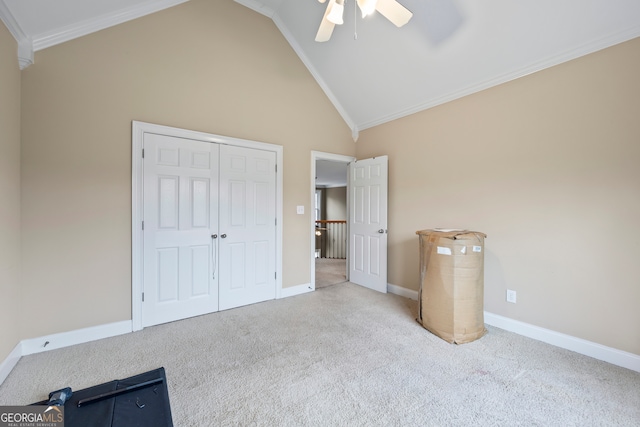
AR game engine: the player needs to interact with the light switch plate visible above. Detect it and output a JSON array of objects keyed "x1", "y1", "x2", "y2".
[{"x1": 296, "y1": 206, "x2": 304, "y2": 215}]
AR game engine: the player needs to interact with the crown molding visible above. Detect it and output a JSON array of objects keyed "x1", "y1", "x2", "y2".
[
  {"x1": 0, "y1": 0, "x2": 33, "y2": 69},
  {"x1": 1, "y1": 0, "x2": 190, "y2": 68},
  {"x1": 32, "y1": 0, "x2": 189, "y2": 51},
  {"x1": 234, "y1": 0, "x2": 276, "y2": 18},
  {"x1": 271, "y1": 13, "x2": 359, "y2": 141},
  {"x1": 17, "y1": 38, "x2": 33, "y2": 69},
  {"x1": 357, "y1": 25, "x2": 640, "y2": 131},
  {"x1": 0, "y1": 0, "x2": 25, "y2": 44}
]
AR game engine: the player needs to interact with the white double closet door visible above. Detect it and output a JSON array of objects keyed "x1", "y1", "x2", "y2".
[{"x1": 142, "y1": 133, "x2": 276, "y2": 327}]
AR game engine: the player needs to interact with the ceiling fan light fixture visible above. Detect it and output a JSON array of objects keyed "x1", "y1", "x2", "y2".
[
  {"x1": 327, "y1": 0, "x2": 345, "y2": 25},
  {"x1": 357, "y1": 0, "x2": 378, "y2": 18}
]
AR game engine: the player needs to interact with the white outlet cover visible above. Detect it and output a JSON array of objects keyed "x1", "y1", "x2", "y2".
[{"x1": 296, "y1": 206, "x2": 304, "y2": 215}]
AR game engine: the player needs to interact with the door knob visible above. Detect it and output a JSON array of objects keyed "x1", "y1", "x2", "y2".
[
  {"x1": 378, "y1": 229, "x2": 385, "y2": 233},
  {"x1": 211, "y1": 234, "x2": 218, "y2": 239},
  {"x1": 221, "y1": 234, "x2": 227, "y2": 239}
]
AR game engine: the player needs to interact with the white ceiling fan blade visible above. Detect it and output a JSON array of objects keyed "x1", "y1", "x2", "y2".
[
  {"x1": 376, "y1": 0, "x2": 413, "y2": 27},
  {"x1": 315, "y1": 0, "x2": 337, "y2": 42}
]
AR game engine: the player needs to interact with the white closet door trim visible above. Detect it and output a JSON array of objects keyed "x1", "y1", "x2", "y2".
[{"x1": 132, "y1": 121, "x2": 283, "y2": 331}]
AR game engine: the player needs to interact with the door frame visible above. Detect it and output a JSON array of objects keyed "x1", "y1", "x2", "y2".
[
  {"x1": 132, "y1": 121, "x2": 283, "y2": 331},
  {"x1": 310, "y1": 151, "x2": 355, "y2": 290}
]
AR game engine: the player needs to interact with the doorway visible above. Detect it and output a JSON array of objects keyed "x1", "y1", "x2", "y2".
[
  {"x1": 311, "y1": 152, "x2": 353, "y2": 290},
  {"x1": 310, "y1": 152, "x2": 389, "y2": 293}
]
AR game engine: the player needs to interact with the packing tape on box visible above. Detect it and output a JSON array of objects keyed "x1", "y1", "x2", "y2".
[{"x1": 437, "y1": 246, "x2": 452, "y2": 255}]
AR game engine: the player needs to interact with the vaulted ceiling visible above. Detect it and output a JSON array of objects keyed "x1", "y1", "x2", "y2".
[{"x1": 2, "y1": 0, "x2": 640, "y2": 138}]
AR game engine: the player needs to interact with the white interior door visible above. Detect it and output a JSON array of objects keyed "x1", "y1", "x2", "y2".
[
  {"x1": 142, "y1": 133, "x2": 219, "y2": 327},
  {"x1": 349, "y1": 156, "x2": 388, "y2": 293},
  {"x1": 218, "y1": 145, "x2": 277, "y2": 310}
]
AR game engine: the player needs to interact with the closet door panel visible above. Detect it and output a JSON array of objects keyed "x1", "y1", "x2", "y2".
[
  {"x1": 219, "y1": 145, "x2": 277, "y2": 310},
  {"x1": 142, "y1": 134, "x2": 219, "y2": 327}
]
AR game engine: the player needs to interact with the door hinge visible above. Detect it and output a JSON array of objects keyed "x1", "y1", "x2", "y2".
[
  {"x1": 142, "y1": 292, "x2": 145, "y2": 302},
  {"x1": 142, "y1": 148, "x2": 145, "y2": 158},
  {"x1": 274, "y1": 272, "x2": 277, "y2": 280},
  {"x1": 275, "y1": 218, "x2": 277, "y2": 226},
  {"x1": 275, "y1": 164, "x2": 277, "y2": 173},
  {"x1": 142, "y1": 221, "x2": 144, "y2": 230}
]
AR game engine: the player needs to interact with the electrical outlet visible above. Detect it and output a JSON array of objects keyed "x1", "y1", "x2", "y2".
[
  {"x1": 296, "y1": 206, "x2": 304, "y2": 215},
  {"x1": 506, "y1": 289, "x2": 517, "y2": 304}
]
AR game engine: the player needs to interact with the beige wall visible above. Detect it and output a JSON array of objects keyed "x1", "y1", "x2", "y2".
[
  {"x1": 0, "y1": 21, "x2": 21, "y2": 361},
  {"x1": 356, "y1": 37, "x2": 640, "y2": 355},
  {"x1": 19, "y1": 0, "x2": 355, "y2": 339},
  {"x1": 8, "y1": 0, "x2": 638, "y2": 361},
  {"x1": 326, "y1": 187, "x2": 347, "y2": 220}
]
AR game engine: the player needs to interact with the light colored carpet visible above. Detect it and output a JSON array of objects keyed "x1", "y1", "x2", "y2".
[
  {"x1": 1, "y1": 283, "x2": 639, "y2": 426},
  {"x1": 315, "y1": 258, "x2": 347, "y2": 288}
]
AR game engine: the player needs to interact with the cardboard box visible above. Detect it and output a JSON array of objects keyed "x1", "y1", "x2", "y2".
[{"x1": 416, "y1": 229, "x2": 487, "y2": 344}]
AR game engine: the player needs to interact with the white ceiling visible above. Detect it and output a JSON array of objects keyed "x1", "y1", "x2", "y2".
[
  {"x1": 316, "y1": 160, "x2": 348, "y2": 187},
  {"x1": 2, "y1": 0, "x2": 640, "y2": 138}
]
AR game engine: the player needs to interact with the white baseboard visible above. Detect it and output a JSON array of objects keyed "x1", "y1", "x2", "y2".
[
  {"x1": 387, "y1": 283, "x2": 418, "y2": 300},
  {"x1": 279, "y1": 283, "x2": 313, "y2": 299},
  {"x1": 484, "y1": 312, "x2": 640, "y2": 373},
  {"x1": 0, "y1": 343, "x2": 22, "y2": 385},
  {"x1": 3, "y1": 296, "x2": 637, "y2": 391},
  {"x1": 21, "y1": 320, "x2": 132, "y2": 356},
  {"x1": 386, "y1": 284, "x2": 640, "y2": 373}
]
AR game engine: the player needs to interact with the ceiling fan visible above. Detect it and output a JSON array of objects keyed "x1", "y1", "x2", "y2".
[{"x1": 315, "y1": 0, "x2": 413, "y2": 42}]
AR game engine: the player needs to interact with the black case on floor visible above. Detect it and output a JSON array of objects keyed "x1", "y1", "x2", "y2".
[{"x1": 33, "y1": 367, "x2": 173, "y2": 427}]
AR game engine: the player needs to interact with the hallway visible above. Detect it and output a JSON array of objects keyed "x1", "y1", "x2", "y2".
[{"x1": 315, "y1": 258, "x2": 347, "y2": 288}]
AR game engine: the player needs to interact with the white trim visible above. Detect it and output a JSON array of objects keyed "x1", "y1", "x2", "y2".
[
  {"x1": 272, "y1": 15, "x2": 358, "y2": 139},
  {"x1": 0, "y1": 0, "x2": 33, "y2": 69},
  {"x1": 387, "y1": 283, "x2": 418, "y2": 300},
  {"x1": 310, "y1": 151, "x2": 355, "y2": 291},
  {"x1": 0, "y1": 343, "x2": 22, "y2": 385},
  {"x1": 17, "y1": 39, "x2": 34, "y2": 69},
  {"x1": 279, "y1": 283, "x2": 314, "y2": 299},
  {"x1": 385, "y1": 285, "x2": 640, "y2": 372},
  {"x1": 233, "y1": 0, "x2": 276, "y2": 18},
  {"x1": 2, "y1": 306, "x2": 637, "y2": 388},
  {"x1": 31, "y1": 0, "x2": 189, "y2": 51},
  {"x1": 0, "y1": 1, "x2": 24, "y2": 42},
  {"x1": 274, "y1": 146, "x2": 285, "y2": 302},
  {"x1": 131, "y1": 121, "x2": 284, "y2": 330},
  {"x1": 358, "y1": 26, "x2": 640, "y2": 131},
  {"x1": 21, "y1": 320, "x2": 132, "y2": 356},
  {"x1": 131, "y1": 122, "x2": 144, "y2": 331},
  {"x1": 484, "y1": 312, "x2": 640, "y2": 373}
]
